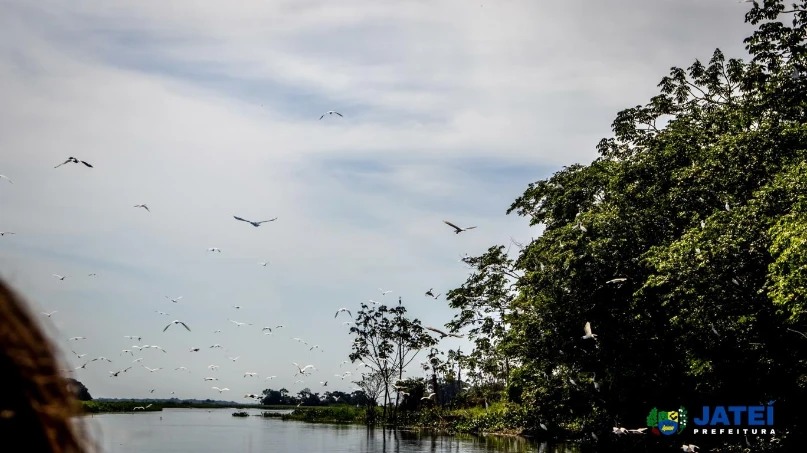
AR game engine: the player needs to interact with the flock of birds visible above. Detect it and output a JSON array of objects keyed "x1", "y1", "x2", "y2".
[
  {"x1": 4, "y1": 141, "x2": 694, "y2": 450},
  {"x1": 0, "y1": 150, "x2": 488, "y2": 408}
]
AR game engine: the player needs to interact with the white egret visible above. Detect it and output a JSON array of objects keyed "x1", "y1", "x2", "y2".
[
  {"x1": 163, "y1": 320, "x2": 191, "y2": 332},
  {"x1": 582, "y1": 322, "x2": 597, "y2": 340},
  {"x1": 443, "y1": 220, "x2": 477, "y2": 234},
  {"x1": 334, "y1": 308, "x2": 352, "y2": 318}
]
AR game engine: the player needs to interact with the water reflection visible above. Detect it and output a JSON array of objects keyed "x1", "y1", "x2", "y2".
[
  {"x1": 362, "y1": 426, "x2": 578, "y2": 453},
  {"x1": 89, "y1": 409, "x2": 579, "y2": 453}
]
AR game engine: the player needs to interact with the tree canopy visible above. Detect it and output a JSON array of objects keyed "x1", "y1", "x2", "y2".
[{"x1": 443, "y1": 1, "x2": 807, "y2": 449}]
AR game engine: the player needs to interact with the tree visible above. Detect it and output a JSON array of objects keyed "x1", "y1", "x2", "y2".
[
  {"x1": 348, "y1": 300, "x2": 437, "y2": 422},
  {"x1": 445, "y1": 245, "x2": 521, "y2": 391},
  {"x1": 66, "y1": 378, "x2": 92, "y2": 401},
  {"x1": 447, "y1": 1, "x2": 807, "y2": 448}
]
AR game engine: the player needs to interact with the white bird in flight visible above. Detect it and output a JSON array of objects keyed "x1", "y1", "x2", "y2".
[
  {"x1": 163, "y1": 320, "x2": 191, "y2": 332},
  {"x1": 69, "y1": 336, "x2": 86, "y2": 341},
  {"x1": 165, "y1": 296, "x2": 183, "y2": 303},
  {"x1": 0, "y1": 232, "x2": 14, "y2": 236},
  {"x1": 425, "y1": 326, "x2": 462, "y2": 339},
  {"x1": 244, "y1": 372, "x2": 258, "y2": 378},
  {"x1": 606, "y1": 278, "x2": 627, "y2": 284},
  {"x1": 42, "y1": 311, "x2": 58, "y2": 317},
  {"x1": 258, "y1": 261, "x2": 269, "y2": 267},
  {"x1": 293, "y1": 363, "x2": 316, "y2": 375},
  {"x1": 134, "y1": 204, "x2": 150, "y2": 212},
  {"x1": 582, "y1": 322, "x2": 597, "y2": 340},
  {"x1": 52, "y1": 274, "x2": 67, "y2": 281},
  {"x1": 233, "y1": 216, "x2": 278, "y2": 227},
  {"x1": 55, "y1": 156, "x2": 93, "y2": 168},
  {"x1": 229, "y1": 320, "x2": 251, "y2": 327},
  {"x1": 208, "y1": 247, "x2": 221, "y2": 252},
  {"x1": 143, "y1": 366, "x2": 161, "y2": 373},
  {"x1": 379, "y1": 288, "x2": 392, "y2": 296},
  {"x1": 334, "y1": 308, "x2": 352, "y2": 319},
  {"x1": 212, "y1": 387, "x2": 230, "y2": 393},
  {"x1": 443, "y1": 220, "x2": 477, "y2": 234},
  {"x1": 0, "y1": 175, "x2": 12, "y2": 184},
  {"x1": 319, "y1": 110, "x2": 343, "y2": 120}
]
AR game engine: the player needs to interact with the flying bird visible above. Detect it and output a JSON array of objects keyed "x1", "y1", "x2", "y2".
[
  {"x1": 52, "y1": 274, "x2": 67, "y2": 281},
  {"x1": 425, "y1": 288, "x2": 440, "y2": 299},
  {"x1": 0, "y1": 175, "x2": 12, "y2": 184},
  {"x1": 233, "y1": 216, "x2": 277, "y2": 227},
  {"x1": 134, "y1": 204, "x2": 150, "y2": 212},
  {"x1": 0, "y1": 232, "x2": 14, "y2": 236},
  {"x1": 165, "y1": 296, "x2": 183, "y2": 303},
  {"x1": 425, "y1": 326, "x2": 462, "y2": 339},
  {"x1": 42, "y1": 311, "x2": 58, "y2": 317},
  {"x1": 605, "y1": 277, "x2": 627, "y2": 284},
  {"x1": 207, "y1": 247, "x2": 221, "y2": 252},
  {"x1": 334, "y1": 308, "x2": 352, "y2": 319},
  {"x1": 109, "y1": 367, "x2": 131, "y2": 377},
  {"x1": 69, "y1": 336, "x2": 86, "y2": 341},
  {"x1": 258, "y1": 261, "x2": 269, "y2": 267},
  {"x1": 379, "y1": 288, "x2": 392, "y2": 296},
  {"x1": 243, "y1": 372, "x2": 258, "y2": 378},
  {"x1": 582, "y1": 322, "x2": 597, "y2": 340},
  {"x1": 55, "y1": 157, "x2": 93, "y2": 168},
  {"x1": 319, "y1": 110, "x2": 343, "y2": 120},
  {"x1": 443, "y1": 220, "x2": 477, "y2": 234},
  {"x1": 163, "y1": 320, "x2": 191, "y2": 332},
  {"x1": 212, "y1": 387, "x2": 230, "y2": 393}
]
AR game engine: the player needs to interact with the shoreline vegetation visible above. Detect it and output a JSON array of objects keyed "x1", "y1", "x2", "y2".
[{"x1": 82, "y1": 400, "x2": 532, "y2": 438}]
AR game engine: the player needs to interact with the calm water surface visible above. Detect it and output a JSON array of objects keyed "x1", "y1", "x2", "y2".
[{"x1": 86, "y1": 408, "x2": 580, "y2": 453}]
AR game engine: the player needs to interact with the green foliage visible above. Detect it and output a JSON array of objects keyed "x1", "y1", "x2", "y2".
[
  {"x1": 66, "y1": 378, "x2": 92, "y2": 401},
  {"x1": 441, "y1": 1, "x2": 807, "y2": 448},
  {"x1": 348, "y1": 299, "x2": 437, "y2": 419},
  {"x1": 281, "y1": 406, "x2": 366, "y2": 424}
]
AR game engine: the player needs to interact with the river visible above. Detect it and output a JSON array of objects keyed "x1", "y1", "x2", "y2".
[{"x1": 85, "y1": 408, "x2": 579, "y2": 452}]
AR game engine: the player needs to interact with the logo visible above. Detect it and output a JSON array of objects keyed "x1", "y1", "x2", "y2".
[{"x1": 647, "y1": 407, "x2": 688, "y2": 436}]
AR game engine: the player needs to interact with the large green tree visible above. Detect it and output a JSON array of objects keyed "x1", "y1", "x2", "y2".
[{"x1": 447, "y1": 1, "x2": 807, "y2": 449}]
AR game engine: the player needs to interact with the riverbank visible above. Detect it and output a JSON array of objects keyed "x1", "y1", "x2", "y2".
[
  {"x1": 80, "y1": 400, "x2": 295, "y2": 413},
  {"x1": 276, "y1": 403, "x2": 530, "y2": 437}
]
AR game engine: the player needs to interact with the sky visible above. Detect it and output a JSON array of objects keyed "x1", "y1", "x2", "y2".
[{"x1": 0, "y1": 0, "x2": 757, "y2": 401}]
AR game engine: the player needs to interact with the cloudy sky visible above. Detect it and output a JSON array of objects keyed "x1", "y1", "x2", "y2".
[{"x1": 0, "y1": 0, "x2": 756, "y2": 401}]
